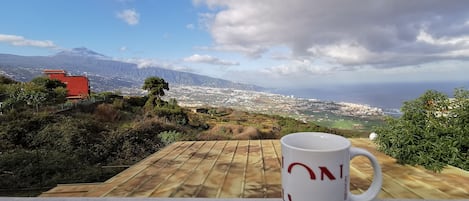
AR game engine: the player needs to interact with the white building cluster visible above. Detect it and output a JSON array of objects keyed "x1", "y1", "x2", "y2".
[{"x1": 162, "y1": 85, "x2": 385, "y2": 123}]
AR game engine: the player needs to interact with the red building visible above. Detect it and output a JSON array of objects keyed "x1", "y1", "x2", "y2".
[{"x1": 43, "y1": 69, "x2": 90, "y2": 100}]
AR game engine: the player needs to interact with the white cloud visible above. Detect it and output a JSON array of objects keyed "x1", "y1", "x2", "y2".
[
  {"x1": 195, "y1": 0, "x2": 469, "y2": 68},
  {"x1": 261, "y1": 59, "x2": 336, "y2": 77},
  {"x1": 119, "y1": 46, "x2": 127, "y2": 51},
  {"x1": 184, "y1": 54, "x2": 239, "y2": 66},
  {"x1": 417, "y1": 30, "x2": 469, "y2": 47},
  {"x1": 116, "y1": 9, "x2": 140, "y2": 25},
  {"x1": 0, "y1": 34, "x2": 57, "y2": 48},
  {"x1": 308, "y1": 43, "x2": 375, "y2": 65},
  {"x1": 121, "y1": 58, "x2": 193, "y2": 72}
]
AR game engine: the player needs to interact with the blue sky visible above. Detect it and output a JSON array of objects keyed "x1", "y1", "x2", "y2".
[{"x1": 1, "y1": 0, "x2": 469, "y2": 88}]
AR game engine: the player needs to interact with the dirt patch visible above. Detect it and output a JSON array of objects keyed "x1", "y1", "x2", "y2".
[{"x1": 200, "y1": 124, "x2": 261, "y2": 140}]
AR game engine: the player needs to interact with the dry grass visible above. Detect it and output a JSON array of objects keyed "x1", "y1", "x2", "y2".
[
  {"x1": 186, "y1": 106, "x2": 368, "y2": 141},
  {"x1": 199, "y1": 124, "x2": 261, "y2": 140},
  {"x1": 94, "y1": 103, "x2": 120, "y2": 122}
]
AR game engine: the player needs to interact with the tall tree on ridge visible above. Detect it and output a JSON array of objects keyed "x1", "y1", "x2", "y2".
[{"x1": 142, "y1": 76, "x2": 169, "y2": 108}]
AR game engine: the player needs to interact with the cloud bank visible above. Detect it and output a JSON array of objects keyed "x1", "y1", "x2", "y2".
[
  {"x1": 184, "y1": 54, "x2": 239, "y2": 66},
  {"x1": 195, "y1": 0, "x2": 469, "y2": 74},
  {"x1": 0, "y1": 34, "x2": 57, "y2": 48},
  {"x1": 122, "y1": 58, "x2": 193, "y2": 72}
]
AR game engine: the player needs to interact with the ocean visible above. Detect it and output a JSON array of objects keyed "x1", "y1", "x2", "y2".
[{"x1": 273, "y1": 81, "x2": 469, "y2": 113}]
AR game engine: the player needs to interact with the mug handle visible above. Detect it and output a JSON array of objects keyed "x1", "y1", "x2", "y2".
[{"x1": 349, "y1": 147, "x2": 383, "y2": 201}]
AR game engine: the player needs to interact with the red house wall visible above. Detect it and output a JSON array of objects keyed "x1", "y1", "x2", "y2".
[
  {"x1": 43, "y1": 70, "x2": 90, "y2": 99},
  {"x1": 60, "y1": 76, "x2": 90, "y2": 98}
]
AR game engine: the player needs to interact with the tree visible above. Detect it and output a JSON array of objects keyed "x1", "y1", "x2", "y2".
[
  {"x1": 375, "y1": 89, "x2": 469, "y2": 171},
  {"x1": 142, "y1": 77, "x2": 169, "y2": 108},
  {"x1": 2, "y1": 83, "x2": 46, "y2": 112},
  {"x1": 1, "y1": 76, "x2": 68, "y2": 112},
  {"x1": 31, "y1": 77, "x2": 66, "y2": 90},
  {"x1": 31, "y1": 77, "x2": 68, "y2": 104},
  {"x1": 18, "y1": 83, "x2": 48, "y2": 113},
  {"x1": 0, "y1": 75, "x2": 17, "y2": 102}
]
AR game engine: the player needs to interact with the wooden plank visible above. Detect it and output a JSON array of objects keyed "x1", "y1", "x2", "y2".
[
  {"x1": 401, "y1": 166, "x2": 468, "y2": 199},
  {"x1": 193, "y1": 141, "x2": 230, "y2": 197},
  {"x1": 350, "y1": 165, "x2": 416, "y2": 199},
  {"x1": 40, "y1": 191, "x2": 89, "y2": 197},
  {"x1": 85, "y1": 141, "x2": 194, "y2": 197},
  {"x1": 127, "y1": 141, "x2": 215, "y2": 197},
  {"x1": 43, "y1": 139, "x2": 469, "y2": 199},
  {"x1": 147, "y1": 141, "x2": 211, "y2": 197},
  {"x1": 146, "y1": 141, "x2": 224, "y2": 197},
  {"x1": 219, "y1": 140, "x2": 249, "y2": 198},
  {"x1": 421, "y1": 166, "x2": 469, "y2": 198},
  {"x1": 349, "y1": 139, "x2": 415, "y2": 199},
  {"x1": 351, "y1": 138, "x2": 468, "y2": 198},
  {"x1": 105, "y1": 141, "x2": 201, "y2": 197},
  {"x1": 352, "y1": 154, "x2": 451, "y2": 199},
  {"x1": 104, "y1": 142, "x2": 185, "y2": 184},
  {"x1": 39, "y1": 183, "x2": 102, "y2": 197},
  {"x1": 214, "y1": 141, "x2": 240, "y2": 197},
  {"x1": 243, "y1": 140, "x2": 266, "y2": 198},
  {"x1": 163, "y1": 141, "x2": 218, "y2": 197},
  {"x1": 272, "y1": 139, "x2": 282, "y2": 166},
  {"x1": 261, "y1": 140, "x2": 281, "y2": 198},
  {"x1": 348, "y1": 182, "x2": 393, "y2": 199}
]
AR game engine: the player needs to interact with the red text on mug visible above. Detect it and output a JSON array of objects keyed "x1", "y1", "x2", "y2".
[{"x1": 283, "y1": 158, "x2": 344, "y2": 181}]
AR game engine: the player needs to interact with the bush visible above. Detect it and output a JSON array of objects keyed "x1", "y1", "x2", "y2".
[
  {"x1": 375, "y1": 89, "x2": 469, "y2": 171},
  {"x1": 0, "y1": 149, "x2": 114, "y2": 189},
  {"x1": 0, "y1": 112, "x2": 55, "y2": 150},
  {"x1": 158, "y1": 130, "x2": 183, "y2": 145},
  {"x1": 105, "y1": 118, "x2": 180, "y2": 164},
  {"x1": 94, "y1": 103, "x2": 120, "y2": 122},
  {"x1": 275, "y1": 115, "x2": 331, "y2": 136},
  {"x1": 126, "y1": 96, "x2": 148, "y2": 107},
  {"x1": 152, "y1": 100, "x2": 188, "y2": 125}
]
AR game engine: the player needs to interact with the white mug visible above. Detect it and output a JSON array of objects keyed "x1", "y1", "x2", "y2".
[{"x1": 281, "y1": 132, "x2": 382, "y2": 201}]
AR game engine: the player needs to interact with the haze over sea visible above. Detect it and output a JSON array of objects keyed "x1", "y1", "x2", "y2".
[{"x1": 274, "y1": 81, "x2": 469, "y2": 114}]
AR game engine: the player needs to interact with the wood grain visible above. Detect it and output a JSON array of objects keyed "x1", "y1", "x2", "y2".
[{"x1": 41, "y1": 139, "x2": 469, "y2": 199}]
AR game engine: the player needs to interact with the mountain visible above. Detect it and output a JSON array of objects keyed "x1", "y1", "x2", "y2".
[
  {"x1": 54, "y1": 47, "x2": 110, "y2": 59},
  {"x1": 0, "y1": 48, "x2": 263, "y2": 92}
]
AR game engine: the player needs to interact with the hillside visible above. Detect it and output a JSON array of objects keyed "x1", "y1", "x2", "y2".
[
  {"x1": 0, "y1": 48, "x2": 263, "y2": 92},
  {"x1": 0, "y1": 92, "x2": 367, "y2": 196},
  {"x1": 0, "y1": 49, "x2": 388, "y2": 132}
]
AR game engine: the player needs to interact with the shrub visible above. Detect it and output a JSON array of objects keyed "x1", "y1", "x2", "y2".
[
  {"x1": 94, "y1": 103, "x2": 120, "y2": 122},
  {"x1": 126, "y1": 96, "x2": 148, "y2": 107},
  {"x1": 152, "y1": 101, "x2": 188, "y2": 125},
  {"x1": 375, "y1": 89, "x2": 469, "y2": 171},
  {"x1": 158, "y1": 130, "x2": 183, "y2": 145}
]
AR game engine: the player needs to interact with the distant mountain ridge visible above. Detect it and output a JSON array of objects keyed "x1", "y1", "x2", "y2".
[
  {"x1": 0, "y1": 48, "x2": 262, "y2": 92},
  {"x1": 54, "y1": 47, "x2": 110, "y2": 59}
]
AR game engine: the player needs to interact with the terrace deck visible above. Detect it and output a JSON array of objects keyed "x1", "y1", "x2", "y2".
[{"x1": 40, "y1": 139, "x2": 469, "y2": 199}]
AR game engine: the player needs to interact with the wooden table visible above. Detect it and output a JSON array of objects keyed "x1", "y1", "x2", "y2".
[{"x1": 40, "y1": 139, "x2": 469, "y2": 199}]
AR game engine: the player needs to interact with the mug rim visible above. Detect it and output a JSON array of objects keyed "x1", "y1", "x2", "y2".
[{"x1": 280, "y1": 132, "x2": 351, "y2": 152}]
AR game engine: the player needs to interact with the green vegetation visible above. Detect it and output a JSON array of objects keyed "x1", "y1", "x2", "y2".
[
  {"x1": 190, "y1": 107, "x2": 366, "y2": 139},
  {"x1": 159, "y1": 130, "x2": 184, "y2": 145},
  {"x1": 0, "y1": 75, "x2": 18, "y2": 85},
  {"x1": 142, "y1": 76, "x2": 169, "y2": 109},
  {"x1": 0, "y1": 75, "x2": 67, "y2": 113},
  {"x1": 0, "y1": 75, "x2": 373, "y2": 196},
  {"x1": 0, "y1": 76, "x2": 180, "y2": 195},
  {"x1": 375, "y1": 88, "x2": 469, "y2": 171},
  {"x1": 299, "y1": 110, "x2": 384, "y2": 131}
]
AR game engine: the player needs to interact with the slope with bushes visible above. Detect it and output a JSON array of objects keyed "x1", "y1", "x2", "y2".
[{"x1": 0, "y1": 75, "x2": 366, "y2": 196}]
